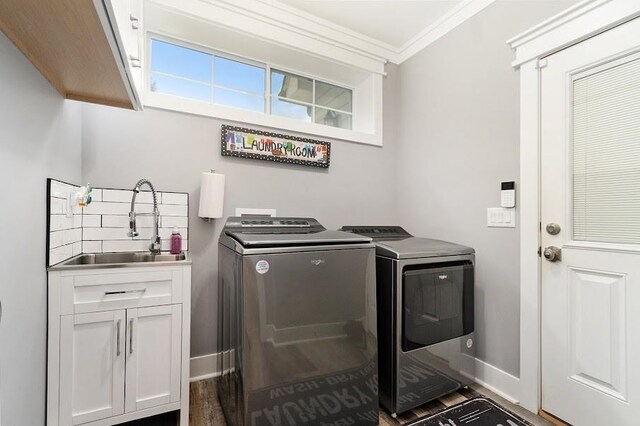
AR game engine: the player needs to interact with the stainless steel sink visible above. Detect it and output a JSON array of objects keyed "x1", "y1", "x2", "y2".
[{"x1": 50, "y1": 252, "x2": 189, "y2": 270}]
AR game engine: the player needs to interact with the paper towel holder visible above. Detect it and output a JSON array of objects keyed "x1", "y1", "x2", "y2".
[{"x1": 199, "y1": 169, "x2": 225, "y2": 223}]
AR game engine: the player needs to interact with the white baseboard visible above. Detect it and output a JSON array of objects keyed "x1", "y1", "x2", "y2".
[
  {"x1": 470, "y1": 356, "x2": 520, "y2": 404},
  {"x1": 190, "y1": 353, "x2": 220, "y2": 382}
]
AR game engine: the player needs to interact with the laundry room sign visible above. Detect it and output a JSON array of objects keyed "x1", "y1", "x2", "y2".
[{"x1": 221, "y1": 125, "x2": 331, "y2": 168}]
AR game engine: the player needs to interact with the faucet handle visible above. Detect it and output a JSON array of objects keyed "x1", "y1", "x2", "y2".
[{"x1": 128, "y1": 211, "x2": 139, "y2": 237}]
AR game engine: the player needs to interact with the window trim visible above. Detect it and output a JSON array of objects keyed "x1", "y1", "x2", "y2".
[{"x1": 143, "y1": 32, "x2": 381, "y2": 145}]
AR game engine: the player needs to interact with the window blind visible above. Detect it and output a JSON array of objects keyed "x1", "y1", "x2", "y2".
[{"x1": 573, "y1": 56, "x2": 640, "y2": 244}]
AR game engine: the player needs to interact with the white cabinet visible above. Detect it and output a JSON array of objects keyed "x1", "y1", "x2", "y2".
[
  {"x1": 125, "y1": 305, "x2": 182, "y2": 412},
  {"x1": 48, "y1": 264, "x2": 191, "y2": 426},
  {"x1": 93, "y1": 0, "x2": 144, "y2": 109},
  {"x1": 59, "y1": 311, "x2": 125, "y2": 425}
]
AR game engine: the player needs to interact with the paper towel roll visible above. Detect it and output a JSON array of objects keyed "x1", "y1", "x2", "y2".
[{"x1": 198, "y1": 172, "x2": 225, "y2": 219}]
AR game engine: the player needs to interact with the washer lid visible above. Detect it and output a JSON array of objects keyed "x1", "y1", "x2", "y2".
[
  {"x1": 226, "y1": 230, "x2": 372, "y2": 248},
  {"x1": 375, "y1": 237, "x2": 474, "y2": 259}
]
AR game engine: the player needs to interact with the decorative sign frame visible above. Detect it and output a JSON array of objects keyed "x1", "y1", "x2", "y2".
[{"x1": 221, "y1": 125, "x2": 331, "y2": 168}]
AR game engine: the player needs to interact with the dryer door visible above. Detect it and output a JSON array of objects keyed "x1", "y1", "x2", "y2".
[{"x1": 402, "y1": 261, "x2": 474, "y2": 351}]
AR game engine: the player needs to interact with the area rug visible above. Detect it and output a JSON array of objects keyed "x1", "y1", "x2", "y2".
[{"x1": 407, "y1": 397, "x2": 530, "y2": 426}]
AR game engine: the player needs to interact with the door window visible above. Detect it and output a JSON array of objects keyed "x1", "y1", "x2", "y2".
[{"x1": 572, "y1": 56, "x2": 640, "y2": 244}]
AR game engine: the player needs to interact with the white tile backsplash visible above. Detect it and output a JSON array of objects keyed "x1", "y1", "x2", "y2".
[
  {"x1": 161, "y1": 216, "x2": 188, "y2": 228},
  {"x1": 157, "y1": 204, "x2": 188, "y2": 217},
  {"x1": 83, "y1": 241, "x2": 102, "y2": 253},
  {"x1": 82, "y1": 214, "x2": 102, "y2": 227},
  {"x1": 48, "y1": 179, "x2": 189, "y2": 266},
  {"x1": 102, "y1": 240, "x2": 150, "y2": 252},
  {"x1": 161, "y1": 192, "x2": 188, "y2": 205},
  {"x1": 103, "y1": 189, "x2": 156, "y2": 204},
  {"x1": 102, "y1": 214, "x2": 155, "y2": 228},
  {"x1": 83, "y1": 227, "x2": 132, "y2": 241}
]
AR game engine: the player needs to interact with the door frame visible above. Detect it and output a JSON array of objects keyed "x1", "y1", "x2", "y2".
[{"x1": 507, "y1": 0, "x2": 640, "y2": 414}]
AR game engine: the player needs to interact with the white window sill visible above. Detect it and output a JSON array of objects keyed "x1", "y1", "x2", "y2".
[{"x1": 143, "y1": 92, "x2": 383, "y2": 147}]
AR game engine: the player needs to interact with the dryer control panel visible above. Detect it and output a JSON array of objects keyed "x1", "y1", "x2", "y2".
[{"x1": 341, "y1": 226, "x2": 412, "y2": 240}]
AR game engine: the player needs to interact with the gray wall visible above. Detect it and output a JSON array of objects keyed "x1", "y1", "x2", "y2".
[
  {"x1": 395, "y1": 0, "x2": 575, "y2": 376},
  {"x1": 80, "y1": 63, "x2": 400, "y2": 357},
  {"x1": 0, "y1": 33, "x2": 82, "y2": 425}
]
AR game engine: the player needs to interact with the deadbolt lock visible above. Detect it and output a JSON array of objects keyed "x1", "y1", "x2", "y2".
[
  {"x1": 546, "y1": 223, "x2": 561, "y2": 235},
  {"x1": 543, "y1": 246, "x2": 562, "y2": 262}
]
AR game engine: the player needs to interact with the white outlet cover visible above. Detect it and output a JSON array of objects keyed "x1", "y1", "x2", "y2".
[{"x1": 235, "y1": 208, "x2": 276, "y2": 217}]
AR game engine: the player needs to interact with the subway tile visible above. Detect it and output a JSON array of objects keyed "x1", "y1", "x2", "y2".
[
  {"x1": 83, "y1": 241, "x2": 102, "y2": 253},
  {"x1": 135, "y1": 227, "x2": 188, "y2": 240},
  {"x1": 82, "y1": 215, "x2": 102, "y2": 228},
  {"x1": 50, "y1": 244, "x2": 74, "y2": 266},
  {"x1": 50, "y1": 198, "x2": 66, "y2": 214},
  {"x1": 90, "y1": 189, "x2": 102, "y2": 202},
  {"x1": 50, "y1": 228, "x2": 82, "y2": 249},
  {"x1": 102, "y1": 240, "x2": 150, "y2": 253},
  {"x1": 158, "y1": 204, "x2": 188, "y2": 217},
  {"x1": 103, "y1": 188, "x2": 155, "y2": 204},
  {"x1": 83, "y1": 201, "x2": 153, "y2": 215},
  {"x1": 102, "y1": 214, "x2": 155, "y2": 228},
  {"x1": 83, "y1": 227, "x2": 131, "y2": 241},
  {"x1": 72, "y1": 241, "x2": 82, "y2": 256},
  {"x1": 50, "y1": 214, "x2": 81, "y2": 232},
  {"x1": 161, "y1": 192, "x2": 188, "y2": 205},
  {"x1": 161, "y1": 216, "x2": 188, "y2": 228},
  {"x1": 50, "y1": 180, "x2": 78, "y2": 200}
]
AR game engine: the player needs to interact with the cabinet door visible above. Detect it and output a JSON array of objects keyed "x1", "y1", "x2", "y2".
[
  {"x1": 125, "y1": 305, "x2": 182, "y2": 412},
  {"x1": 59, "y1": 311, "x2": 125, "y2": 425}
]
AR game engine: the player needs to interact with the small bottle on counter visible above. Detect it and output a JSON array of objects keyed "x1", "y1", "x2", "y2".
[{"x1": 170, "y1": 226, "x2": 182, "y2": 254}]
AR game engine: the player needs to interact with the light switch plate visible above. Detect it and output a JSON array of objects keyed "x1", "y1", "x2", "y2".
[{"x1": 487, "y1": 207, "x2": 515, "y2": 228}]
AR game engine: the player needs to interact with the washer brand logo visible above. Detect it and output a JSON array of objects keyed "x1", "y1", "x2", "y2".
[
  {"x1": 311, "y1": 259, "x2": 325, "y2": 266},
  {"x1": 438, "y1": 275, "x2": 448, "y2": 280}
]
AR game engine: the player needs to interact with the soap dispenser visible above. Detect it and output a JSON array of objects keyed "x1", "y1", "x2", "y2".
[{"x1": 170, "y1": 227, "x2": 182, "y2": 254}]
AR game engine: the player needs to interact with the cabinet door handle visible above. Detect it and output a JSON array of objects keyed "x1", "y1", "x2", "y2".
[
  {"x1": 129, "y1": 318, "x2": 134, "y2": 354},
  {"x1": 104, "y1": 288, "x2": 146, "y2": 296},
  {"x1": 116, "y1": 320, "x2": 122, "y2": 356}
]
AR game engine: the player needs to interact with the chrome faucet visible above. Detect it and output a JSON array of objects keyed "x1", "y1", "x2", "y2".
[{"x1": 128, "y1": 179, "x2": 161, "y2": 254}]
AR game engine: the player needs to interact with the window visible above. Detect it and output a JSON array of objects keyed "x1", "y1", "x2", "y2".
[
  {"x1": 149, "y1": 38, "x2": 353, "y2": 130},
  {"x1": 271, "y1": 70, "x2": 353, "y2": 130}
]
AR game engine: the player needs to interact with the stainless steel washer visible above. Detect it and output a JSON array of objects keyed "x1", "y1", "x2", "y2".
[
  {"x1": 341, "y1": 226, "x2": 476, "y2": 417},
  {"x1": 218, "y1": 217, "x2": 379, "y2": 426}
]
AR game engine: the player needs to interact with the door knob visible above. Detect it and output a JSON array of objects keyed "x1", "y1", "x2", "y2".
[
  {"x1": 546, "y1": 223, "x2": 561, "y2": 235},
  {"x1": 543, "y1": 246, "x2": 562, "y2": 262}
]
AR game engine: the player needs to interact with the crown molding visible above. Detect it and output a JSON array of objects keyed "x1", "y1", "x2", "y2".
[
  {"x1": 147, "y1": 0, "x2": 497, "y2": 67},
  {"x1": 507, "y1": 0, "x2": 640, "y2": 69}
]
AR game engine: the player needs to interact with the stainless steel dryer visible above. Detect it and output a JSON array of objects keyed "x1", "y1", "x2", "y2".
[
  {"x1": 341, "y1": 226, "x2": 476, "y2": 417},
  {"x1": 218, "y1": 217, "x2": 379, "y2": 426}
]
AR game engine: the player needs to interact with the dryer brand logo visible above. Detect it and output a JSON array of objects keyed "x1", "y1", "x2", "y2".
[
  {"x1": 438, "y1": 275, "x2": 448, "y2": 280},
  {"x1": 311, "y1": 259, "x2": 325, "y2": 266}
]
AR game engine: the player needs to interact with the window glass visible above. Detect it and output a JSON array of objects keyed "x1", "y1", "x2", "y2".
[
  {"x1": 214, "y1": 88, "x2": 264, "y2": 113},
  {"x1": 315, "y1": 107, "x2": 352, "y2": 130},
  {"x1": 214, "y1": 57, "x2": 265, "y2": 94},
  {"x1": 271, "y1": 70, "x2": 313, "y2": 104},
  {"x1": 572, "y1": 57, "x2": 640, "y2": 244},
  {"x1": 315, "y1": 81, "x2": 352, "y2": 112},
  {"x1": 271, "y1": 98, "x2": 312, "y2": 122},
  {"x1": 149, "y1": 38, "x2": 353, "y2": 130},
  {"x1": 150, "y1": 74, "x2": 211, "y2": 103},
  {"x1": 151, "y1": 39, "x2": 212, "y2": 82}
]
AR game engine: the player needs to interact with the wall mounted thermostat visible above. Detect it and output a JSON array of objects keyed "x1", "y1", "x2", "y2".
[{"x1": 501, "y1": 181, "x2": 516, "y2": 208}]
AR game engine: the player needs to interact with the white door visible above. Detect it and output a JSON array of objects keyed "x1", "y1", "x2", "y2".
[
  {"x1": 59, "y1": 310, "x2": 125, "y2": 425},
  {"x1": 541, "y1": 17, "x2": 640, "y2": 425},
  {"x1": 125, "y1": 305, "x2": 182, "y2": 412}
]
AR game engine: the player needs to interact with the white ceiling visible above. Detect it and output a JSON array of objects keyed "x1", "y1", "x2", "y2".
[{"x1": 276, "y1": 0, "x2": 464, "y2": 49}]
